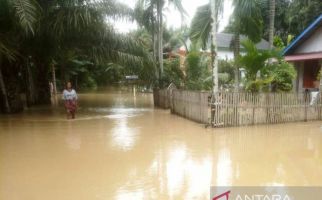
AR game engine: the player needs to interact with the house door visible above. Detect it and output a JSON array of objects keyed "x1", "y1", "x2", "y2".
[{"x1": 303, "y1": 60, "x2": 320, "y2": 88}]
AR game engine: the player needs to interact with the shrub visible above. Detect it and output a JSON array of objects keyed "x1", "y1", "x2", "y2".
[
  {"x1": 162, "y1": 58, "x2": 184, "y2": 87},
  {"x1": 269, "y1": 61, "x2": 296, "y2": 92}
]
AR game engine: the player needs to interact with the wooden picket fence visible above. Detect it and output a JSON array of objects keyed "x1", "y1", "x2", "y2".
[
  {"x1": 171, "y1": 90, "x2": 210, "y2": 123},
  {"x1": 211, "y1": 92, "x2": 322, "y2": 127},
  {"x1": 153, "y1": 88, "x2": 322, "y2": 127},
  {"x1": 153, "y1": 88, "x2": 170, "y2": 109},
  {"x1": 153, "y1": 88, "x2": 210, "y2": 123}
]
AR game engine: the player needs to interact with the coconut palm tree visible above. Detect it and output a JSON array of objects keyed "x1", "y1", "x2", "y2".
[
  {"x1": 135, "y1": 0, "x2": 186, "y2": 83},
  {"x1": 0, "y1": 0, "x2": 155, "y2": 113},
  {"x1": 210, "y1": 0, "x2": 224, "y2": 94},
  {"x1": 226, "y1": 0, "x2": 263, "y2": 91},
  {"x1": 268, "y1": 0, "x2": 275, "y2": 49},
  {"x1": 134, "y1": 0, "x2": 158, "y2": 59},
  {"x1": 190, "y1": 0, "x2": 263, "y2": 92},
  {"x1": 0, "y1": 0, "x2": 40, "y2": 113}
]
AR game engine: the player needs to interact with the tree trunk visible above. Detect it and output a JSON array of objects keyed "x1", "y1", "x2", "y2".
[
  {"x1": 61, "y1": 63, "x2": 66, "y2": 84},
  {"x1": 157, "y1": 0, "x2": 163, "y2": 79},
  {"x1": 25, "y1": 60, "x2": 36, "y2": 106},
  {"x1": 152, "y1": 16, "x2": 157, "y2": 60},
  {"x1": 6, "y1": 73, "x2": 23, "y2": 113},
  {"x1": 234, "y1": 32, "x2": 240, "y2": 91},
  {"x1": 0, "y1": 65, "x2": 11, "y2": 113},
  {"x1": 34, "y1": 62, "x2": 51, "y2": 105},
  {"x1": 211, "y1": 0, "x2": 219, "y2": 94},
  {"x1": 1, "y1": 63, "x2": 23, "y2": 113},
  {"x1": 269, "y1": 0, "x2": 276, "y2": 49},
  {"x1": 52, "y1": 64, "x2": 57, "y2": 94}
]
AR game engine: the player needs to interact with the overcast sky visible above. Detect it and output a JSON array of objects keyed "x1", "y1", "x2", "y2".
[{"x1": 113, "y1": 0, "x2": 233, "y2": 33}]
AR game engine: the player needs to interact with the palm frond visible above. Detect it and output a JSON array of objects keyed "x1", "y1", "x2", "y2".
[
  {"x1": 48, "y1": 0, "x2": 133, "y2": 37},
  {"x1": 189, "y1": 4, "x2": 211, "y2": 49},
  {"x1": 0, "y1": 41, "x2": 17, "y2": 61},
  {"x1": 96, "y1": 0, "x2": 134, "y2": 19},
  {"x1": 232, "y1": 0, "x2": 263, "y2": 42},
  {"x1": 11, "y1": 0, "x2": 40, "y2": 34},
  {"x1": 80, "y1": 26, "x2": 156, "y2": 77},
  {"x1": 0, "y1": 33, "x2": 19, "y2": 61},
  {"x1": 134, "y1": 0, "x2": 156, "y2": 32},
  {"x1": 168, "y1": 0, "x2": 188, "y2": 17}
]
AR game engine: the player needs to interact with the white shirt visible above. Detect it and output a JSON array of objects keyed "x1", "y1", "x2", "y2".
[
  {"x1": 310, "y1": 91, "x2": 319, "y2": 105},
  {"x1": 62, "y1": 89, "x2": 78, "y2": 100}
]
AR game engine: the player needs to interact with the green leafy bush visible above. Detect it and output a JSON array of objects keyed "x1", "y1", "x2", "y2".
[
  {"x1": 162, "y1": 58, "x2": 184, "y2": 87},
  {"x1": 185, "y1": 51, "x2": 212, "y2": 90},
  {"x1": 239, "y1": 39, "x2": 296, "y2": 92},
  {"x1": 269, "y1": 61, "x2": 296, "y2": 92}
]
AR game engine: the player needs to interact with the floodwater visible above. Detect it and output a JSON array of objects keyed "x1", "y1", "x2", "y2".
[{"x1": 1, "y1": 87, "x2": 322, "y2": 200}]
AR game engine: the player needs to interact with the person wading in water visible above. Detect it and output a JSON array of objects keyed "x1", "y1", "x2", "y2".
[{"x1": 62, "y1": 82, "x2": 78, "y2": 119}]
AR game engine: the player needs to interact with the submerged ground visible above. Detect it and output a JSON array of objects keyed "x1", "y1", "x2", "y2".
[{"x1": 1, "y1": 87, "x2": 322, "y2": 200}]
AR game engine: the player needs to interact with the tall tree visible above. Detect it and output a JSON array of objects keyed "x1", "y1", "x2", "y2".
[
  {"x1": 190, "y1": 0, "x2": 262, "y2": 92},
  {"x1": 0, "y1": 0, "x2": 155, "y2": 113},
  {"x1": 210, "y1": 0, "x2": 224, "y2": 94},
  {"x1": 230, "y1": 0, "x2": 263, "y2": 90},
  {"x1": 156, "y1": 0, "x2": 164, "y2": 77},
  {"x1": 287, "y1": 0, "x2": 322, "y2": 36},
  {"x1": 259, "y1": 0, "x2": 288, "y2": 41},
  {"x1": 136, "y1": 0, "x2": 186, "y2": 84},
  {"x1": 268, "y1": 0, "x2": 275, "y2": 49},
  {"x1": 0, "y1": 0, "x2": 40, "y2": 112}
]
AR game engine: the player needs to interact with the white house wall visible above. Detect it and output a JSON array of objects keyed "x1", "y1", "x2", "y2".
[
  {"x1": 295, "y1": 26, "x2": 322, "y2": 54},
  {"x1": 217, "y1": 50, "x2": 246, "y2": 60}
]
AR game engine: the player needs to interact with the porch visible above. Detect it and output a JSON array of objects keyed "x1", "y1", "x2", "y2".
[{"x1": 285, "y1": 57, "x2": 322, "y2": 92}]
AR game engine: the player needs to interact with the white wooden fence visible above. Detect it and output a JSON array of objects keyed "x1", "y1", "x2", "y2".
[
  {"x1": 212, "y1": 92, "x2": 322, "y2": 127},
  {"x1": 154, "y1": 89, "x2": 322, "y2": 127}
]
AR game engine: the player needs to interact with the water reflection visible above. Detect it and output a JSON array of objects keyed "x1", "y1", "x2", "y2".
[
  {"x1": 1, "y1": 88, "x2": 322, "y2": 200},
  {"x1": 166, "y1": 145, "x2": 186, "y2": 197},
  {"x1": 65, "y1": 122, "x2": 82, "y2": 151},
  {"x1": 110, "y1": 112, "x2": 140, "y2": 151},
  {"x1": 115, "y1": 188, "x2": 144, "y2": 200},
  {"x1": 216, "y1": 148, "x2": 232, "y2": 186}
]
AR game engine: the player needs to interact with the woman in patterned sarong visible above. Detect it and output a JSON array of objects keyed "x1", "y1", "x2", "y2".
[{"x1": 62, "y1": 82, "x2": 78, "y2": 119}]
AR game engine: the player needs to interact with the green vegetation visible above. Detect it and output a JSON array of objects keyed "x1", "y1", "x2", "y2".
[
  {"x1": 185, "y1": 51, "x2": 211, "y2": 91},
  {"x1": 0, "y1": 0, "x2": 154, "y2": 113},
  {"x1": 268, "y1": 61, "x2": 296, "y2": 92},
  {"x1": 239, "y1": 40, "x2": 296, "y2": 92},
  {"x1": 259, "y1": 0, "x2": 321, "y2": 44},
  {"x1": 162, "y1": 58, "x2": 184, "y2": 88},
  {"x1": 0, "y1": 0, "x2": 320, "y2": 114}
]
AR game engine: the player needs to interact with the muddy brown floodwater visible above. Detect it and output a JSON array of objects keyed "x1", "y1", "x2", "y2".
[{"x1": 1, "y1": 87, "x2": 322, "y2": 200}]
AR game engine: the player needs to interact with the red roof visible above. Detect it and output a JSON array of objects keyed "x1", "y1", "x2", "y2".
[{"x1": 285, "y1": 52, "x2": 322, "y2": 61}]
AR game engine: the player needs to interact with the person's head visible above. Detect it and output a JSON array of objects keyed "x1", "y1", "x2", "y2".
[{"x1": 66, "y1": 81, "x2": 72, "y2": 90}]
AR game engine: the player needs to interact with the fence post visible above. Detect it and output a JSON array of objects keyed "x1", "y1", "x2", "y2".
[
  {"x1": 318, "y1": 92, "x2": 322, "y2": 120},
  {"x1": 304, "y1": 91, "x2": 309, "y2": 122},
  {"x1": 252, "y1": 93, "x2": 255, "y2": 125},
  {"x1": 153, "y1": 88, "x2": 159, "y2": 107},
  {"x1": 265, "y1": 93, "x2": 269, "y2": 124}
]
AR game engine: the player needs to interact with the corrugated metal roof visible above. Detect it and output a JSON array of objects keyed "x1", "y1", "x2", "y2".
[
  {"x1": 180, "y1": 33, "x2": 270, "y2": 52},
  {"x1": 283, "y1": 14, "x2": 322, "y2": 55},
  {"x1": 217, "y1": 33, "x2": 270, "y2": 50}
]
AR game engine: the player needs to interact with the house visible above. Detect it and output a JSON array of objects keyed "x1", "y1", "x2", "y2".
[
  {"x1": 177, "y1": 33, "x2": 270, "y2": 70},
  {"x1": 283, "y1": 14, "x2": 322, "y2": 92},
  {"x1": 178, "y1": 33, "x2": 270, "y2": 59}
]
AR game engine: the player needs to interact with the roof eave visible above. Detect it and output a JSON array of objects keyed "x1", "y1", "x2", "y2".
[{"x1": 283, "y1": 14, "x2": 322, "y2": 56}]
